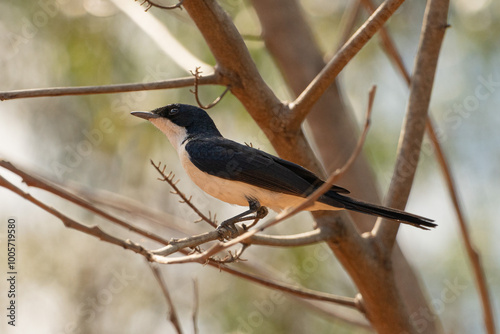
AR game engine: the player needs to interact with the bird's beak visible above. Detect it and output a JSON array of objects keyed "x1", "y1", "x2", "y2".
[{"x1": 131, "y1": 111, "x2": 160, "y2": 120}]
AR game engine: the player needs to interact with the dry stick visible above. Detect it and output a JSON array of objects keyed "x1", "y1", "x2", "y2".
[
  {"x1": 153, "y1": 249, "x2": 362, "y2": 312},
  {"x1": 152, "y1": 86, "x2": 375, "y2": 264},
  {"x1": 192, "y1": 279, "x2": 199, "y2": 334},
  {"x1": 290, "y1": 0, "x2": 404, "y2": 128},
  {"x1": 0, "y1": 174, "x2": 152, "y2": 258},
  {"x1": 359, "y1": 0, "x2": 410, "y2": 84},
  {"x1": 205, "y1": 264, "x2": 359, "y2": 310},
  {"x1": 190, "y1": 67, "x2": 231, "y2": 109},
  {"x1": 149, "y1": 263, "x2": 183, "y2": 334},
  {"x1": 426, "y1": 120, "x2": 495, "y2": 334},
  {"x1": 373, "y1": 0, "x2": 449, "y2": 249},
  {"x1": 293, "y1": 298, "x2": 371, "y2": 330},
  {"x1": 0, "y1": 75, "x2": 220, "y2": 101},
  {"x1": 361, "y1": 1, "x2": 495, "y2": 332},
  {"x1": 333, "y1": 0, "x2": 363, "y2": 55},
  {"x1": 0, "y1": 160, "x2": 171, "y2": 246},
  {"x1": 151, "y1": 160, "x2": 217, "y2": 228},
  {"x1": 61, "y1": 182, "x2": 197, "y2": 235}
]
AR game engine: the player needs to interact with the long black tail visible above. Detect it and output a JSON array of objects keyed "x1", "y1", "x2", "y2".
[{"x1": 322, "y1": 193, "x2": 436, "y2": 230}]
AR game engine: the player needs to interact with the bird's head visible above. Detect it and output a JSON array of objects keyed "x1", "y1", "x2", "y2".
[{"x1": 132, "y1": 104, "x2": 221, "y2": 149}]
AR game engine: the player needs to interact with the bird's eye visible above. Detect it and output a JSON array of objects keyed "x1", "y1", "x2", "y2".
[{"x1": 169, "y1": 108, "x2": 179, "y2": 115}]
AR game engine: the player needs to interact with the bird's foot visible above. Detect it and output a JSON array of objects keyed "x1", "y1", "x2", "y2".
[{"x1": 216, "y1": 202, "x2": 268, "y2": 239}]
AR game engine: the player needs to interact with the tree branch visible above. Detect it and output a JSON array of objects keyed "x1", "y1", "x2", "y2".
[
  {"x1": 373, "y1": 0, "x2": 450, "y2": 249},
  {"x1": 0, "y1": 75, "x2": 221, "y2": 101},
  {"x1": 289, "y1": 0, "x2": 405, "y2": 128},
  {"x1": 0, "y1": 160, "x2": 170, "y2": 246},
  {"x1": 149, "y1": 263, "x2": 183, "y2": 334},
  {"x1": 192, "y1": 279, "x2": 199, "y2": 334},
  {"x1": 151, "y1": 160, "x2": 217, "y2": 228},
  {"x1": 0, "y1": 174, "x2": 152, "y2": 258},
  {"x1": 426, "y1": 120, "x2": 495, "y2": 334},
  {"x1": 202, "y1": 262, "x2": 361, "y2": 310}
]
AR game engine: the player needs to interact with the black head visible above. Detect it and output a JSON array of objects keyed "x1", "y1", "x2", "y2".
[
  {"x1": 132, "y1": 104, "x2": 222, "y2": 139},
  {"x1": 151, "y1": 104, "x2": 221, "y2": 137}
]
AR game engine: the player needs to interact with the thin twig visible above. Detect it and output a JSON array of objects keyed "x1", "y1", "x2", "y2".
[
  {"x1": 426, "y1": 120, "x2": 495, "y2": 334},
  {"x1": 151, "y1": 160, "x2": 217, "y2": 228},
  {"x1": 0, "y1": 174, "x2": 152, "y2": 258},
  {"x1": 0, "y1": 75, "x2": 220, "y2": 101},
  {"x1": 289, "y1": 0, "x2": 404, "y2": 128},
  {"x1": 149, "y1": 263, "x2": 183, "y2": 334},
  {"x1": 190, "y1": 67, "x2": 231, "y2": 109},
  {"x1": 0, "y1": 160, "x2": 170, "y2": 246},
  {"x1": 192, "y1": 279, "x2": 199, "y2": 334},
  {"x1": 211, "y1": 263, "x2": 361, "y2": 310},
  {"x1": 334, "y1": 0, "x2": 362, "y2": 53}
]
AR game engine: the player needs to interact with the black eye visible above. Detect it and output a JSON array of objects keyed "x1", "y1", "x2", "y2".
[{"x1": 169, "y1": 108, "x2": 179, "y2": 115}]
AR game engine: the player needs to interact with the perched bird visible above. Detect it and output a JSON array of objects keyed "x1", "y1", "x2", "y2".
[{"x1": 132, "y1": 104, "x2": 436, "y2": 230}]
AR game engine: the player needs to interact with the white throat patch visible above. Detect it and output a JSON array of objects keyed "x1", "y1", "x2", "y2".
[{"x1": 149, "y1": 118, "x2": 188, "y2": 153}]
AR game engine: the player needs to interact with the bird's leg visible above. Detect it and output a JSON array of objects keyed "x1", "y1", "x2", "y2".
[
  {"x1": 243, "y1": 206, "x2": 268, "y2": 229},
  {"x1": 217, "y1": 199, "x2": 268, "y2": 237}
]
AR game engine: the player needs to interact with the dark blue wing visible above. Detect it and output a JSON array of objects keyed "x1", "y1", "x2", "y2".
[{"x1": 185, "y1": 138, "x2": 349, "y2": 198}]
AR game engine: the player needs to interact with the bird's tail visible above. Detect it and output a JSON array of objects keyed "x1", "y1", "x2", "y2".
[{"x1": 323, "y1": 193, "x2": 436, "y2": 230}]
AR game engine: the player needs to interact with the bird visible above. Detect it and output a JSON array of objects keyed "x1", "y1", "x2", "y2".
[{"x1": 131, "y1": 103, "x2": 436, "y2": 231}]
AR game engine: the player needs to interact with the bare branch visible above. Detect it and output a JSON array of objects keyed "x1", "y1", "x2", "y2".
[
  {"x1": 151, "y1": 160, "x2": 217, "y2": 228},
  {"x1": 359, "y1": 0, "x2": 411, "y2": 84},
  {"x1": 289, "y1": 0, "x2": 404, "y2": 128},
  {"x1": 335, "y1": 0, "x2": 363, "y2": 52},
  {"x1": 373, "y1": 0, "x2": 450, "y2": 248},
  {"x1": 149, "y1": 263, "x2": 183, "y2": 334},
  {"x1": 192, "y1": 279, "x2": 199, "y2": 334},
  {"x1": 190, "y1": 67, "x2": 231, "y2": 109},
  {"x1": 0, "y1": 174, "x2": 152, "y2": 258},
  {"x1": 426, "y1": 120, "x2": 495, "y2": 334},
  {"x1": 246, "y1": 228, "x2": 330, "y2": 247},
  {"x1": 214, "y1": 264, "x2": 361, "y2": 311},
  {"x1": 0, "y1": 160, "x2": 170, "y2": 246},
  {"x1": 0, "y1": 75, "x2": 221, "y2": 101}
]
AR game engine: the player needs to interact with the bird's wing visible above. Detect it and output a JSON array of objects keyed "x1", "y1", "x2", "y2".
[
  {"x1": 265, "y1": 151, "x2": 350, "y2": 194},
  {"x1": 185, "y1": 138, "x2": 349, "y2": 197}
]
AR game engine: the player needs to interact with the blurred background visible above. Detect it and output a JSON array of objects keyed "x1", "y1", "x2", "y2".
[{"x1": 0, "y1": 0, "x2": 499, "y2": 333}]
